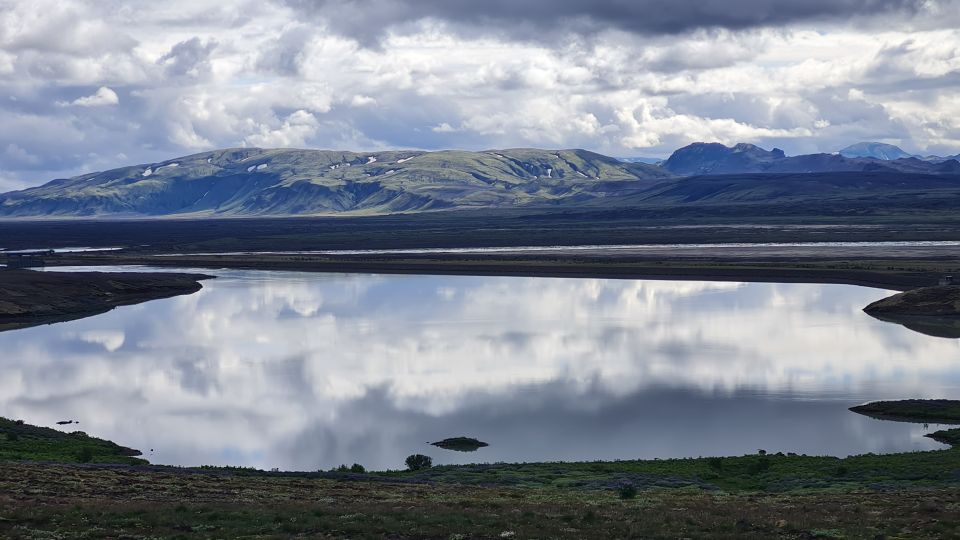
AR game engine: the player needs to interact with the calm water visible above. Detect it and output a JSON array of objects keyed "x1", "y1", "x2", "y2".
[{"x1": 3, "y1": 268, "x2": 959, "y2": 470}]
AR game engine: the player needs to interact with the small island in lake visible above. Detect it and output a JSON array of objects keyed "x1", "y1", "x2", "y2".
[
  {"x1": 850, "y1": 399, "x2": 960, "y2": 424},
  {"x1": 850, "y1": 399, "x2": 960, "y2": 446},
  {"x1": 430, "y1": 437, "x2": 489, "y2": 452}
]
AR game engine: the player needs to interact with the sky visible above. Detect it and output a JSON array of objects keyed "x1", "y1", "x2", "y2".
[{"x1": 1, "y1": 0, "x2": 959, "y2": 191}]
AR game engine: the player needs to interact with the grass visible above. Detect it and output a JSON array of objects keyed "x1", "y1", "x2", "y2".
[
  {"x1": 2, "y1": 462, "x2": 959, "y2": 539},
  {"x1": 382, "y1": 447, "x2": 960, "y2": 492}
]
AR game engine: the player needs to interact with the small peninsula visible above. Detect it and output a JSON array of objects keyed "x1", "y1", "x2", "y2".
[{"x1": 0, "y1": 269, "x2": 210, "y2": 332}]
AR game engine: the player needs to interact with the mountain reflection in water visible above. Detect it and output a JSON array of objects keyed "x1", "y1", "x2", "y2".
[{"x1": 2, "y1": 269, "x2": 958, "y2": 470}]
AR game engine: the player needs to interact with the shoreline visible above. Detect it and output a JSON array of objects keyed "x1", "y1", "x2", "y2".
[{"x1": 46, "y1": 250, "x2": 959, "y2": 291}]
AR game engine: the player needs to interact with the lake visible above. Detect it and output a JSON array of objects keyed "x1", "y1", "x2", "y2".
[{"x1": 2, "y1": 268, "x2": 958, "y2": 470}]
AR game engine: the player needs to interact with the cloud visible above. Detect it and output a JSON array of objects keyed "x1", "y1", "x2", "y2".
[
  {"x1": 68, "y1": 86, "x2": 119, "y2": 107},
  {"x1": 244, "y1": 109, "x2": 320, "y2": 147},
  {"x1": 1, "y1": 143, "x2": 41, "y2": 167},
  {"x1": 431, "y1": 122, "x2": 456, "y2": 133},
  {"x1": 158, "y1": 37, "x2": 218, "y2": 79},
  {"x1": 2, "y1": 0, "x2": 960, "y2": 189},
  {"x1": 283, "y1": 0, "x2": 936, "y2": 45}
]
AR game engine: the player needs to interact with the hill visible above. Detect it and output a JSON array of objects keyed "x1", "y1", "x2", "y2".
[{"x1": 0, "y1": 148, "x2": 668, "y2": 217}]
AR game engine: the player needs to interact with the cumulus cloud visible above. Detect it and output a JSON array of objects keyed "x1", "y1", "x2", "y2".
[
  {"x1": 1, "y1": 0, "x2": 960, "y2": 189},
  {"x1": 158, "y1": 37, "x2": 218, "y2": 79},
  {"x1": 68, "y1": 86, "x2": 119, "y2": 107},
  {"x1": 244, "y1": 109, "x2": 320, "y2": 147}
]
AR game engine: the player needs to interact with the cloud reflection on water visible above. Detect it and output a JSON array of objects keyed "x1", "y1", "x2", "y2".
[{"x1": 1, "y1": 272, "x2": 957, "y2": 470}]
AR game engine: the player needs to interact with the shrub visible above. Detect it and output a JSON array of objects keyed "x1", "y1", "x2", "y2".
[
  {"x1": 350, "y1": 463, "x2": 366, "y2": 473},
  {"x1": 76, "y1": 447, "x2": 94, "y2": 463},
  {"x1": 707, "y1": 457, "x2": 723, "y2": 471},
  {"x1": 747, "y1": 457, "x2": 771, "y2": 475},
  {"x1": 405, "y1": 454, "x2": 433, "y2": 471},
  {"x1": 5, "y1": 431, "x2": 18, "y2": 442},
  {"x1": 617, "y1": 483, "x2": 638, "y2": 500}
]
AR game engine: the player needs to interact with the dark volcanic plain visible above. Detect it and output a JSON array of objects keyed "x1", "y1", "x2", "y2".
[{"x1": 2, "y1": 212, "x2": 957, "y2": 292}]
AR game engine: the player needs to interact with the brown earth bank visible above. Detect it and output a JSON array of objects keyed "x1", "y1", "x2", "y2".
[
  {"x1": 2, "y1": 462, "x2": 959, "y2": 539},
  {"x1": 0, "y1": 269, "x2": 211, "y2": 332}
]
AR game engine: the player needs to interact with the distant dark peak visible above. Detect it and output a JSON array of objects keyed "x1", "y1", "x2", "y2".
[
  {"x1": 660, "y1": 141, "x2": 959, "y2": 176},
  {"x1": 663, "y1": 142, "x2": 783, "y2": 176}
]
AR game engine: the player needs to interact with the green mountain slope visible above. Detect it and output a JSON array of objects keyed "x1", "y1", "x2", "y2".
[{"x1": 0, "y1": 148, "x2": 670, "y2": 217}]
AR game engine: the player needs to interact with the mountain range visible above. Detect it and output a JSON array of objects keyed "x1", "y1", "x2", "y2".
[
  {"x1": 1, "y1": 142, "x2": 958, "y2": 218},
  {"x1": 0, "y1": 148, "x2": 669, "y2": 217},
  {"x1": 837, "y1": 142, "x2": 960, "y2": 162},
  {"x1": 660, "y1": 142, "x2": 960, "y2": 176}
]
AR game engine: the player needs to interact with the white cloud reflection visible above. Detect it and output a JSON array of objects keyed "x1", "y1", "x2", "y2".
[{"x1": 1, "y1": 271, "x2": 957, "y2": 469}]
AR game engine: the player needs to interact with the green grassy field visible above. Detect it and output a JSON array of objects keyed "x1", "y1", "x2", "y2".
[{"x1": 3, "y1": 462, "x2": 958, "y2": 539}]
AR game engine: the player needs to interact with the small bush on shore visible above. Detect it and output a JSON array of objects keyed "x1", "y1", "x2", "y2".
[{"x1": 406, "y1": 454, "x2": 432, "y2": 471}]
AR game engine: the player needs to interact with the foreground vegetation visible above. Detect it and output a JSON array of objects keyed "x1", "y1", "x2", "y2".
[
  {"x1": 3, "y1": 461, "x2": 959, "y2": 539},
  {"x1": 3, "y1": 411, "x2": 960, "y2": 537}
]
